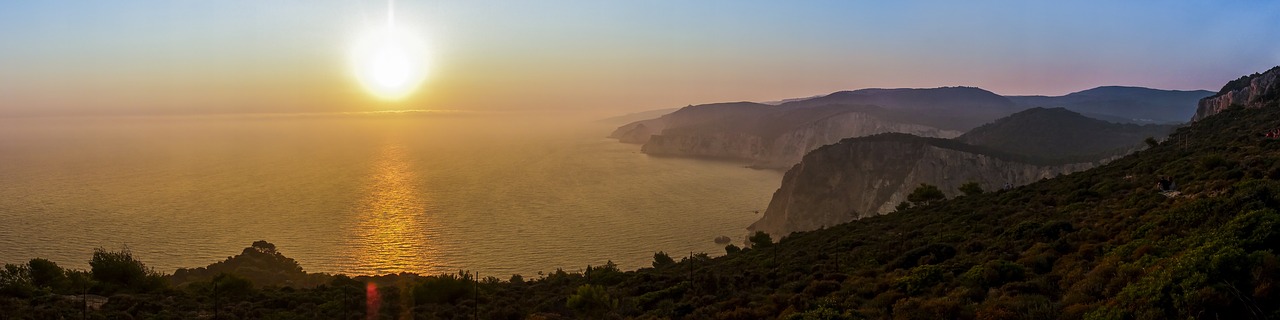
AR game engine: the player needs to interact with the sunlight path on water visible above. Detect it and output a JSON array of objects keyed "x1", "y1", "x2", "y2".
[{"x1": 349, "y1": 140, "x2": 439, "y2": 275}]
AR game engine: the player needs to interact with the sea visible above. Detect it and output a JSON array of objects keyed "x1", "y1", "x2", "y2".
[{"x1": 0, "y1": 112, "x2": 782, "y2": 277}]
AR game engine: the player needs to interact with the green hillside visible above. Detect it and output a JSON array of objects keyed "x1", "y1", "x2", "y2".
[
  {"x1": 5, "y1": 106, "x2": 1280, "y2": 319},
  {"x1": 957, "y1": 107, "x2": 1177, "y2": 161}
]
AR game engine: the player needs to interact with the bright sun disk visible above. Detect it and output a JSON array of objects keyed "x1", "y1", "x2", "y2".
[{"x1": 352, "y1": 26, "x2": 428, "y2": 101}]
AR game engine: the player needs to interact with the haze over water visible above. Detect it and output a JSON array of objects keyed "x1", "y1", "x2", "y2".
[{"x1": 0, "y1": 113, "x2": 781, "y2": 276}]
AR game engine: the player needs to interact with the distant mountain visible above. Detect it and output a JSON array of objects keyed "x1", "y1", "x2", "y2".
[
  {"x1": 779, "y1": 87, "x2": 1020, "y2": 131},
  {"x1": 609, "y1": 87, "x2": 1020, "y2": 168},
  {"x1": 610, "y1": 86, "x2": 1198, "y2": 169},
  {"x1": 957, "y1": 107, "x2": 1176, "y2": 161},
  {"x1": 1195, "y1": 66, "x2": 1280, "y2": 121},
  {"x1": 642, "y1": 104, "x2": 960, "y2": 168},
  {"x1": 1007, "y1": 86, "x2": 1212, "y2": 124},
  {"x1": 758, "y1": 95, "x2": 823, "y2": 105}
]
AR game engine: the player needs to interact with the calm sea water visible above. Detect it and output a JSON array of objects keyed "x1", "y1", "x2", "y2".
[{"x1": 0, "y1": 114, "x2": 781, "y2": 277}]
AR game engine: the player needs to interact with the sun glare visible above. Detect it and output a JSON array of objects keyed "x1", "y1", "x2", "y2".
[{"x1": 352, "y1": 25, "x2": 428, "y2": 101}]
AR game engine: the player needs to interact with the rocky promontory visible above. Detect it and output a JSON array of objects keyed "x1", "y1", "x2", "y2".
[
  {"x1": 747, "y1": 134, "x2": 1097, "y2": 237},
  {"x1": 1194, "y1": 66, "x2": 1280, "y2": 121}
]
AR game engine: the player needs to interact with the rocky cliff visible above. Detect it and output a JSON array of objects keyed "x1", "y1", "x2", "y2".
[
  {"x1": 1193, "y1": 66, "x2": 1280, "y2": 121},
  {"x1": 748, "y1": 134, "x2": 1099, "y2": 237},
  {"x1": 642, "y1": 111, "x2": 961, "y2": 168}
]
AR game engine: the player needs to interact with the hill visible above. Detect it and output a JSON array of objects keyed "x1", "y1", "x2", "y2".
[
  {"x1": 779, "y1": 87, "x2": 1020, "y2": 131},
  {"x1": 957, "y1": 107, "x2": 1176, "y2": 161},
  {"x1": 1007, "y1": 86, "x2": 1212, "y2": 124},
  {"x1": 612, "y1": 87, "x2": 1020, "y2": 168}
]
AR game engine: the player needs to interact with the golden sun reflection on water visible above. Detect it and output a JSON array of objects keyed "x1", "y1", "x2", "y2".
[{"x1": 352, "y1": 142, "x2": 437, "y2": 274}]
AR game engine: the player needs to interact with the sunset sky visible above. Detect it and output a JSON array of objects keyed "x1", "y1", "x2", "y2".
[{"x1": 1, "y1": 1, "x2": 1277, "y2": 118}]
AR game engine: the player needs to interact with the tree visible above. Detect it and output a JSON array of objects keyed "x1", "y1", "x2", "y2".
[
  {"x1": 250, "y1": 240, "x2": 277, "y2": 255},
  {"x1": 896, "y1": 201, "x2": 911, "y2": 212},
  {"x1": 27, "y1": 258, "x2": 68, "y2": 292},
  {"x1": 959, "y1": 182, "x2": 985, "y2": 197},
  {"x1": 412, "y1": 272, "x2": 472, "y2": 304},
  {"x1": 724, "y1": 244, "x2": 742, "y2": 255},
  {"x1": 566, "y1": 284, "x2": 617, "y2": 318},
  {"x1": 586, "y1": 261, "x2": 624, "y2": 285},
  {"x1": 652, "y1": 251, "x2": 675, "y2": 268},
  {"x1": 90, "y1": 247, "x2": 162, "y2": 294},
  {"x1": 907, "y1": 184, "x2": 946, "y2": 206},
  {"x1": 749, "y1": 231, "x2": 773, "y2": 248},
  {"x1": 1145, "y1": 136, "x2": 1159, "y2": 148},
  {"x1": 213, "y1": 273, "x2": 253, "y2": 298},
  {"x1": 0, "y1": 263, "x2": 34, "y2": 297}
]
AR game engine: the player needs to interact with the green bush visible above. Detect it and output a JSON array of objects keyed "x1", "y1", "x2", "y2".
[
  {"x1": 89, "y1": 247, "x2": 164, "y2": 294},
  {"x1": 566, "y1": 284, "x2": 617, "y2": 318}
]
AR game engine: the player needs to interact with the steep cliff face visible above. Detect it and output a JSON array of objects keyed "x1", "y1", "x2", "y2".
[
  {"x1": 749, "y1": 134, "x2": 1097, "y2": 237},
  {"x1": 640, "y1": 110, "x2": 962, "y2": 169},
  {"x1": 1194, "y1": 66, "x2": 1280, "y2": 121}
]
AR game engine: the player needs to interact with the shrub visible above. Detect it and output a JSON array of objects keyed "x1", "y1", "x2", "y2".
[
  {"x1": 89, "y1": 247, "x2": 164, "y2": 294},
  {"x1": 653, "y1": 251, "x2": 676, "y2": 268},
  {"x1": 567, "y1": 284, "x2": 617, "y2": 318},
  {"x1": 749, "y1": 231, "x2": 774, "y2": 248}
]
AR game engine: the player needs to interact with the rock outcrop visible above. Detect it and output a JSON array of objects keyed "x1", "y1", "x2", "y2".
[
  {"x1": 1193, "y1": 66, "x2": 1280, "y2": 121},
  {"x1": 748, "y1": 134, "x2": 1099, "y2": 237}
]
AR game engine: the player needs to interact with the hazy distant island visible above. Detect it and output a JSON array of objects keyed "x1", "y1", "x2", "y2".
[
  {"x1": 610, "y1": 86, "x2": 1209, "y2": 170},
  {"x1": 609, "y1": 85, "x2": 1202, "y2": 237},
  {"x1": 4, "y1": 66, "x2": 1280, "y2": 320}
]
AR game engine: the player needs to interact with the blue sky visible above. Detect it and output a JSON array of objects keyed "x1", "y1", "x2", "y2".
[{"x1": 1, "y1": 1, "x2": 1277, "y2": 117}]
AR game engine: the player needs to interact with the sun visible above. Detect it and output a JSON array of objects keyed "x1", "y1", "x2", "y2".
[{"x1": 351, "y1": 25, "x2": 428, "y2": 101}]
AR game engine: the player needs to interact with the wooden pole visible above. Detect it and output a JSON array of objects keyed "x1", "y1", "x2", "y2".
[
  {"x1": 213, "y1": 276, "x2": 220, "y2": 320},
  {"x1": 473, "y1": 271, "x2": 478, "y2": 320}
]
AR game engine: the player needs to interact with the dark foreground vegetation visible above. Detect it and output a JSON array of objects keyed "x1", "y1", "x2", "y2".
[{"x1": 6, "y1": 104, "x2": 1280, "y2": 319}]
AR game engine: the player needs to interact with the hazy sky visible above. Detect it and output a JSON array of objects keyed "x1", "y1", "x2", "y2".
[{"x1": 1, "y1": 1, "x2": 1278, "y2": 117}]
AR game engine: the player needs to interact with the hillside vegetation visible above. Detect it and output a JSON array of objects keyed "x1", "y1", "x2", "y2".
[
  {"x1": 957, "y1": 107, "x2": 1176, "y2": 161},
  {"x1": 5, "y1": 109, "x2": 1280, "y2": 319}
]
